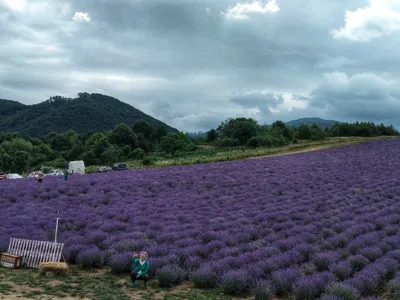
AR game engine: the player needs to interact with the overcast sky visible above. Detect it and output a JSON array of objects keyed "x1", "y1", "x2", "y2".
[{"x1": 1, "y1": 0, "x2": 400, "y2": 132}]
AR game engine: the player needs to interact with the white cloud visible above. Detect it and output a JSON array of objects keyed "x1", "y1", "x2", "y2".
[
  {"x1": 225, "y1": 0, "x2": 280, "y2": 20},
  {"x1": 1, "y1": 0, "x2": 26, "y2": 11},
  {"x1": 330, "y1": 0, "x2": 400, "y2": 42},
  {"x1": 72, "y1": 12, "x2": 91, "y2": 23},
  {"x1": 69, "y1": 71, "x2": 166, "y2": 91}
]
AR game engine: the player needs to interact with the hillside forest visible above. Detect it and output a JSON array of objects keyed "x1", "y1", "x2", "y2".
[
  {"x1": 0, "y1": 118, "x2": 398, "y2": 173},
  {"x1": 0, "y1": 93, "x2": 177, "y2": 136}
]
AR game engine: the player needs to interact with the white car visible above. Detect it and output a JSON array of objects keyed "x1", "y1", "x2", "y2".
[
  {"x1": 45, "y1": 169, "x2": 64, "y2": 177},
  {"x1": 7, "y1": 173, "x2": 23, "y2": 179},
  {"x1": 28, "y1": 171, "x2": 41, "y2": 178}
]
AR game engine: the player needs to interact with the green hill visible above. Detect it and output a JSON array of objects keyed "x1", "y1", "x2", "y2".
[
  {"x1": 0, "y1": 99, "x2": 27, "y2": 118},
  {"x1": 0, "y1": 93, "x2": 177, "y2": 137},
  {"x1": 285, "y1": 117, "x2": 340, "y2": 128}
]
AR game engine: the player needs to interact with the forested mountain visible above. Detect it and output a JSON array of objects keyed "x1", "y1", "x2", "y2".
[
  {"x1": 0, "y1": 93, "x2": 177, "y2": 137},
  {"x1": 0, "y1": 99, "x2": 27, "y2": 118},
  {"x1": 285, "y1": 117, "x2": 340, "y2": 128}
]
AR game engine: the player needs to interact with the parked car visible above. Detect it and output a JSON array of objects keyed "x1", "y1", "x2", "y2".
[
  {"x1": 45, "y1": 169, "x2": 64, "y2": 177},
  {"x1": 0, "y1": 171, "x2": 7, "y2": 180},
  {"x1": 98, "y1": 166, "x2": 113, "y2": 173},
  {"x1": 112, "y1": 163, "x2": 128, "y2": 171},
  {"x1": 28, "y1": 171, "x2": 41, "y2": 178},
  {"x1": 7, "y1": 173, "x2": 23, "y2": 179}
]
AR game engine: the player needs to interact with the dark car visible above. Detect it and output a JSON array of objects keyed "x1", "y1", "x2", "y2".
[
  {"x1": 112, "y1": 163, "x2": 128, "y2": 171},
  {"x1": 0, "y1": 171, "x2": 7, "y2": 180}
]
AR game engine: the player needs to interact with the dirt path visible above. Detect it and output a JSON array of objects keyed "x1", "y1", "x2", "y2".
[{"x1": 245, "y1": 145, "x2": 338, "y2": 161}]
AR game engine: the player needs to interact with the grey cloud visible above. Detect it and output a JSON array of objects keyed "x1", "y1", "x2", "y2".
[
  {"x1": 308, "y1": 72, "x2": 400, "y2": 123},
  {"x1": 231, "y1": 92, "x2": 284, "y2": 115},
  {"x1": 1, "y1": 0, "x2": 400, "y2": 131},
  {"x1": 292, "y1": 94, "x2": 310, "y2": 102}
]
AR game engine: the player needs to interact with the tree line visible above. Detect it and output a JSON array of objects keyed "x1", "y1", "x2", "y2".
[
  {"x1": 200, "y1": 118, "x2": 399, "y2": 148},
  {"x1": 0, "y1": 118, "x2": 398, "y2": 173},
  {"x1": 0, "y1": 120, "x2": 170, "y2": 173}
]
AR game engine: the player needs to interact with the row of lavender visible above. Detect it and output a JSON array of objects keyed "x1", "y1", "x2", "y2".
[{"x1": 1, "y1": 139, "x2": 400, "y2": 298}]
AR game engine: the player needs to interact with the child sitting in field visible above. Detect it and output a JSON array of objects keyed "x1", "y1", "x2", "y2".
[{"x1": 130, "y1": 251, "x2": 150, "y2": 288}]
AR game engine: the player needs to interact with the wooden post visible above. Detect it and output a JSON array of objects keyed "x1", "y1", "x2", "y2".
[{"x1": 55, "y1": 218, "x2": 59, "y2": 243}]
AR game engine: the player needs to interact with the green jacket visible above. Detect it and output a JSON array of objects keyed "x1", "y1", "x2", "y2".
[{"x1": 131, "y1": 258, "x2": 150, "y2": 275}]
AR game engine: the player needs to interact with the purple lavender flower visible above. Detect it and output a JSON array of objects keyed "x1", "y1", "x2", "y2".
[
  {"x1": 76, "y1": 246, "x2": 105, "y2": 269},
  {"x1": 358, "y1": 247, "x2": 383, "y2": 262},
  {"x1": 220, "y1": 269, "x2": 250, "y2": 296},
  {"x1": 348, "y1": 255, "x2": 370, "y2": 272},
  {"x1": 323, "y1": 282, "x2": 360, "y2": 300},
  {"x1": 271, "y1": 267, "x2": 301, "y2": 296},
  {"x1": 312, "y1": 251, "x2": 341, "y2": 271},
  {"x1": 1, "y1": 138, "x2": 400, "y2": 292},
  {"x1": 330, "y1": 261, "x2": 353, "y2": 281},
  {"x1": 189, "y1": 266, "x2": 218, "y2": 288},
  {"x1": 344, "y1": 268, "x2": 380, "y2": 296}
]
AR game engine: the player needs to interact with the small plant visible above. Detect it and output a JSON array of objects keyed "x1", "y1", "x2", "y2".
[
  {"x1": 109, "y1": 253, "x2": 131, "y2": 274},
  {"x1": 271, "y1": 268, "x2": 299, "y2": 296},
  {"x1": 358, "y1": 247, "x2": 383, "y2": 262},
  {"x1": 142, "y1": 156, "x2": 155, "y2": 166},
  {"x1": 293, "y1": 277, "x2": 322, "y2": 300},
  {"x1": 346, "y1": 270, "x2": 380, "y2": 296},
  {"x1": 312, "y1": 252, "x2": 340, "y2": 271},
  {"x1": 190, "y1": 267, "x2": 218, "y2": 289},
  {"x1": 303, "y1": 263, "x2": 317, "y2": 275},
  {"x1": 323, "y1": 282, "x2": 360, "y2": 300},
  {"x1": 252, "y1": 280, "x2": 274, "y2": 300},
  {"x1": 220, "y1": 270, "x2": 250, "y2": 296},
  {"x1": 293, "y1": 272, "x2": 335, "y2": 300},
  {"x1": 156, "y1": 265, "x2": 186, "y2": 287},
  {"x1": 331, "y1": 261, "x2": 353, "y2": 280},
  {"x1": 387, "y1": 279, "x2": 400, "y2": 300},
  {"x1": 348, "y1": 255, "x2": 370, "y2": 272},
  {"x1": 76, "y1": 247, "x2": 104, "y2": 269}
]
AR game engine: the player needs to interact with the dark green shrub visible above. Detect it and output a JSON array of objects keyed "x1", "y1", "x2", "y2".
[
  {"x1": 48, "y1": 157, "x2": 68, "y2": 169},
  {"x1": 185, "y1": 143, "x2": 198, "y2": 151},
  {"x1": 132, "y1": 148, "x2": 145, "y2": 159},
  {"x1": 218, "y1": 137, "x2": 235, "y2": 147},
  {"x1": 142, "y1": 156, "x2": 155, "y2": 166},
  {"x1": 247, "y1": 136, "x2": 263, "y2": 148}
]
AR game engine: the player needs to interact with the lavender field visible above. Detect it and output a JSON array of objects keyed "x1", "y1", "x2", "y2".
[{"x1": 2, "y1": 139, "x2": 400, "y2": 298}]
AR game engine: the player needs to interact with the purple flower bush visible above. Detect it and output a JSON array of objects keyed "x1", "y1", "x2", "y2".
[{"x1": 1, "y1": 139, "x2": 400, "y2": 297}]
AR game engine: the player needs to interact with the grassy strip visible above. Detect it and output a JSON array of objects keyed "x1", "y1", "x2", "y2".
[
  {"x1": 0, "y1": 266, "x2": 239, "y2": 300},
  {"x1": 129, "y1": 136, "x2": 397, "y2": 169},
  {"x1": 0, "y1": 267, "x2": 129, "y2": 300}
]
